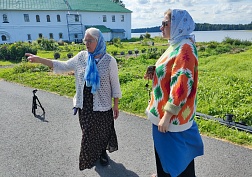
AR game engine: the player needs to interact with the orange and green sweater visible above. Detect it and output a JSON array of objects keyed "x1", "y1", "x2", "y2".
[{"x1": 146, "y1": 39, "x2": 198, "y2": 132}]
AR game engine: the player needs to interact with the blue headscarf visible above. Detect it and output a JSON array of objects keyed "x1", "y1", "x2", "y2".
[
  {"x1": 84, "y1": 29, "x2": 106, "y2": 94},
  {"x1": 169, "y1": 9, "x2": 195, "y2": 45}
]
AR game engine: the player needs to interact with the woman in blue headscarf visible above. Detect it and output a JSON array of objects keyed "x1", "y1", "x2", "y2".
[
  {"x1": 26, "y1": 27, "x2": 122, "y2": 170},
  {"x1": 144, "y1": 9, "x2": 204, "y2": 177}
]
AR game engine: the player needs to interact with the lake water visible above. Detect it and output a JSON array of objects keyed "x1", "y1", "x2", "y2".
[{"x1": 131, "y1": 30, "x2": 252, "y2": 42}]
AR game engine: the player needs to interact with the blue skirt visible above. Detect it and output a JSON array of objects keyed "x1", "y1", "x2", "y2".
[{"x1": 153, "y1": 121, "x2": 204, "y2": 177}]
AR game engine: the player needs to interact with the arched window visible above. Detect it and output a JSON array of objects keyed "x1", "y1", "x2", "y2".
[
  {"x1": 59, "y1": 33, "x2": 63, "y2": 39},
  {"x1": 49, "y1": 33, "x2": 53, "y2": 39},
  {"x1": 36, "y1": 15, "x2": 40, "y2": 22},
  {"x1": 46, "y1": 15, "x2": 51, "y2": 22},
  {"x1": 3, "y1": 14, "x2": 8, "y2": 23},
  {"x1": 1, "y1": 35, "x2": 7, "y2": 41},
  {"x1": 27, "y1": 34, "x2": 31, "y2": 40},
  {"x1": 57, "y1": 15, "x2": 61, "y2": 22}
]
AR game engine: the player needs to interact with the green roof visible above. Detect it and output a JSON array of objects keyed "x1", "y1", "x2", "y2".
[
  {"x1": 85, "y1": 25, "x2": 111, "y2": 33},
  {"x1": 0, "y1": 0, "x2": 68, "y2": 10},
  {"x1": 0, "y1": 0, "x2": 132, "y2": 12},
  {"x1": 67, "y1": 0, "x2": 131, "y2": 13}
]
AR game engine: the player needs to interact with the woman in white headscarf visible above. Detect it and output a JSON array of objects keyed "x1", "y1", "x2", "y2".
[
  {"x1": 26, "y1": 27, "x2": 122, "y2": 170},
  {"x1": 145, "y1": 9, "x2": 204, "y2": 177}
]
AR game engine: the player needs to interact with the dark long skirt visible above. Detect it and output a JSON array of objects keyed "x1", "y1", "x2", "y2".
[{"x1": 78, "y1": 85, "x2": 118, "y2": 170}]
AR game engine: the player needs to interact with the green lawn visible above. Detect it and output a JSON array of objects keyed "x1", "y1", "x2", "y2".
[{"x1": 0, "y1": 39, "x2": 252, "y2": 148}]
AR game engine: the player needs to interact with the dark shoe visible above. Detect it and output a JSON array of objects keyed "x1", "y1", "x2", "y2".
[{"x1": 100, "y1": 151, "x2": 109, "y2": 166}]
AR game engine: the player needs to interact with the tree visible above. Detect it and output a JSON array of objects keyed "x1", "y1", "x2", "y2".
[{"x1": 111, "y1": 0, "x2": 125, "y2": 7}]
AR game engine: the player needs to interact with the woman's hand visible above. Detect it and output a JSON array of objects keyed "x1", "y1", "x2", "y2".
[
  {"x1": 113, "y1": 98, "x2": 119, "y2": 119},
  {"x1": 25, "y1": 53, "x2": 53, "y2": 68},
  {"x1": 113, "y1": 105, "x2": 119, "y2": 119},
  {"x1": 25, "y1": 53, "x2": 41, "y2": 63},
  {"x1": 144, "y1": 65, "x2": 156, "y2": 80},
  {"x1": 144, "y1": 73, "x2": 154, "y2": 80},
  {"x1": 158, "y1": 111, "x2": 172, "y2": 133}
]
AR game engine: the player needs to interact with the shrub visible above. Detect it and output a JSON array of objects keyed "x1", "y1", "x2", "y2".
[
  {"x1": 0, "y1": 42, "x2": 37, "y2": 62},
  {"x1": 135, "y1": 50, "x2": 139, "y2": 56},
  {"x1": 67, "y1": 52, "x2": 73, "y2": 58},
  {"x1": 111, "y1": 51, "x2": 117, "y2": 56},
  {"x1": 141, "y1": 48, "x2": 146, "y2": 53},
  {"x1": 39, "y1": 38, "x2": 59, "y2": 51},
  {"x1": 144, "y1": 32, "x2": 151, "y2": 39},
  {"x1": 54, "y1": 52, "x2": 60, "y2": 59}
]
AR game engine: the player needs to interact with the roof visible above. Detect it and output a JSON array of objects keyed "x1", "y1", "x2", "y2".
[
  {"x1": 67, "y1": 0, "x2": 132, "y2": 13},
  {"x1": 0, "y1": 0, "x2": 68, "y2": 10},
  {"x1": 85, "y1": 25, "x2": 111, "y2": 33},
  {"x1": 0, "y1": 0, "x2": 132, "y2": 12},
  {"x1": 111, "y1": 29, "x2": 125, "y2": 33}
]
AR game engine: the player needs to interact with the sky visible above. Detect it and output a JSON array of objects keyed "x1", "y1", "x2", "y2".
[{"x1": 123, "y1": 0, "x2": 252, "y2": 29}]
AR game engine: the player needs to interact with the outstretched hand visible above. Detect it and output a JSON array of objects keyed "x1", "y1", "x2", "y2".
[{"x1": 25, "y1": 53, "x2": 40, "y2": 63}]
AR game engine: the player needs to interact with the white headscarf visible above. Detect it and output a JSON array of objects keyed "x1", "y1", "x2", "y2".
[{"x1": 169, "y1": 9, "x2": 195, "y2": 45}]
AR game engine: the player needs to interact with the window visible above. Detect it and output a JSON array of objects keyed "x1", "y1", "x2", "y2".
[
  {"x1": 36, "y1": 15, "x2": 40, "y2": 22},
  {"x1": 74, "y1": 34, "x2": 78, "y2": 38},
  {"x1": 24, "y1": 14, "x2": 30, "y2": 22},
  {"x1": 27, "y1": 34, "x2": 31, "y2": 40},
  {"x1": 121, "y1": 15, "x2": 124, "y2": 22},
  {"x1": 38, "y1": 33, "x2": 43, "y2": 38},
  {"x1": 59, "y1": 33, "x2": 63, "y2": 39},
  {"x1": 103, "y1": 15, "x2": 107, "y2": 22},
  {"x1": 46, "y1": 15, "x2": 51, "y2": 22},
  {"x1": 75, "y1": 15, "x2": 79, "y2": 22},
  {"x1": 49, "y1": 33, "x2": 53, "y2": 39},
  {"x1": 1, "y1": 35, "x2": 7, "y2": 41},
  {"x1": 3, "y1": 14, "x2": 8, "y2": 23},
  {"x1": 112, "y1": 15, "x2": 115, "y2": 22},
  {"x1": 57, "y1": 15, "x2": 61, "y2": 22}
]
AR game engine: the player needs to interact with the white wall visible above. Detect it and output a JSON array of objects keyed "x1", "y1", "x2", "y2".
[{"x1": 0, "y1": 10, "x2": 131, "y2": 44}]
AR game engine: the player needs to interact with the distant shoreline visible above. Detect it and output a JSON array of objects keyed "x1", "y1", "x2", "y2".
[
  {"x1": 131, "y1": 29, "x2": 252, "y2": 33},
  {"x1": 131, "y1": 23, "x2": 252, "y2": 33}
]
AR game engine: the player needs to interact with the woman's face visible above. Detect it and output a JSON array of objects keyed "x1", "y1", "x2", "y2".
[
  {"x1": 83, "y1": 33, "x2": 97, "y2": 53},
  {"x1": 160, "y1": 15, "x2": 171, "y2": 40}
]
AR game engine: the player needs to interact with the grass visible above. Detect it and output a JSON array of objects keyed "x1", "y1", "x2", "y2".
[
  {"x1": 0, "y1": 60, "x2": 17, "y2": 66},
  {"x1": 0, "y1": 39, "x2": 252, "y2": 148}
]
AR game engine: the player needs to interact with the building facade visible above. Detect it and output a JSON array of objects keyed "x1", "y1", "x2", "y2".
[{"x1": 0, "y1": 0, "x2": 132, "y2": 44}]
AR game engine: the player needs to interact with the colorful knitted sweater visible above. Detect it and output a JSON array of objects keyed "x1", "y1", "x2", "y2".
[{"x1": 146, "y1": 39, "x2": 198, "y2": 132}]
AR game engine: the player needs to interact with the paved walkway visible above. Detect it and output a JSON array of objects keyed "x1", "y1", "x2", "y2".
[{"x1": 0, "y1": 80, "x2": 251, "y2": 177}]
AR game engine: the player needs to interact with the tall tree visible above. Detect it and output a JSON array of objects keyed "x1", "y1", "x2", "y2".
[{"x1": 112, "y1": 0, "x2": 125, "y2": 7}]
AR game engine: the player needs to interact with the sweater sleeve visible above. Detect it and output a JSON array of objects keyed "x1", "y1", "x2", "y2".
[
  {"x1": 164, "y1": 43, "x2": 197, "y2": 115},
  {"x1": 109, "y1": 57, "x2": 122, "y2": 98},
  {"x1": 52, "y1": 52, "x2": 82, "y2": 74}
]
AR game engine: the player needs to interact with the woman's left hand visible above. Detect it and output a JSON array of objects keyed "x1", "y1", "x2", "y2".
[{"x1": 113, "y1": 105, "x2": 119, "y2": 119}]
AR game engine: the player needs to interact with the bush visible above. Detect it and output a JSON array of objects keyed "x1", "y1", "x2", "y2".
[
  {"x1": 0, "y1": 42, "x2": 37, "y2": 62},
  {"x1": 135, "y1": 50, "x2": 139, "y2": 56},
  {"x1": 54, "y1": 52, "x2": 60, "y2": 59},
  {"x1": 111, "y1": 51, "x2": 117, "y2": 56},
  {"x1": 39, "y1": 38, "x2": 59, "y2": 51},
  {"x1": 128, "y1": 50, "x2": 132, "y2": 55},
  {"x1": 144, "y1": 32, "x2": 151, "y2": 39},
  {"x1": 67, "y1": 52, "x2": 73, "y2": 58},
  {"x1": 141, "y1": 48, "x2": 146, "y2": 53}
]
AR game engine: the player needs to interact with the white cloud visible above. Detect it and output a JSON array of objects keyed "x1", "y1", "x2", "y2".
[{"x1": 123, "y1": 0, "x2": 252, "y2": 28}]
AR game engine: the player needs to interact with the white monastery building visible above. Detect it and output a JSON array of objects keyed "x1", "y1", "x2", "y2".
[{"x1": 0, "y1": 0, "x2": 132, "y2": 44}]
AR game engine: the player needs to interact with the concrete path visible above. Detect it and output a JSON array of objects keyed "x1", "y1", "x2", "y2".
[{"x1": 0, "y1": 80, "x2": 251, "y2": 177}]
